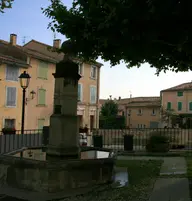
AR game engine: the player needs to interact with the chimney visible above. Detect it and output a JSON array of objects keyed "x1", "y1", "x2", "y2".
[
  {"x1": 119, "y1": 96, "x2": 121, "y2": 101},
  {"x1": 10, "y1": 34, "x2": 17, "y2": 46},
  {"x1": 53, "y1": 39, "x2": 61, "y2": 49}
]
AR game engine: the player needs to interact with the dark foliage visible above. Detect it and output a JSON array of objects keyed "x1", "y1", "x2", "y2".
[
  {"x1": 146, "y1": 135, "x2": 170, "y2": 152},
  {"x1": 43, "y1": 0, "x2": 192, "y2": 74}
]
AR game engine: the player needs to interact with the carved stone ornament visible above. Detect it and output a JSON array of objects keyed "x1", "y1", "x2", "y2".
[{"x1": 53, "y1": 55, "x2": 81, "y2": 82}]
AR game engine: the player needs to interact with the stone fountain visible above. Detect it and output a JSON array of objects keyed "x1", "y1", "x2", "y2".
[{"x1": 0, "y1": 55, "x2": 115, "y2": 201}]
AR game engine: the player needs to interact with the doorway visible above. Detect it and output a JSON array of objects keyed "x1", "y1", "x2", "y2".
[
  {"x1": 78, "y1": 115, "x2": 83, "y2": 128},
  {"x1": 90, "y1": 115, "x2": 94, "y2": 131}
]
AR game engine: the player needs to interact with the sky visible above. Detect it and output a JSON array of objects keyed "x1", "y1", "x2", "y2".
[{"x1": 1, "y1": 0, "x2": 192, "y2": 99}]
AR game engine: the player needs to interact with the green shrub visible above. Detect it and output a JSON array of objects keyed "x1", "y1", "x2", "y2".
[{"x1": 146, "y1": 135, "x2": 170, "y2": 152}]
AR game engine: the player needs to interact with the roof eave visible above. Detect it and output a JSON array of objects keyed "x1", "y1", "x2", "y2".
[
  {"x1": 27, "y1": 53, "x2": 57, "y2": 64},
  {"x1": 0, "y1": 60, "x2": 31, "y2": 68},
  {"x1": 125, "y1": 104, "x2": 161, "y2": 108},
  {"x1": 161, "y1": 88, "x2": 192, "y2": 92}
]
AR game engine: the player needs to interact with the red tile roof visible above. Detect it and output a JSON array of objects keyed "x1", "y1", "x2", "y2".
[
  {"x1": 23, "y1": 40, "x2": 103, "y2": 66},
  {"x1": 161, "y1": 82, "x2": 192, "y2": 92},
  {"x1": 0, "y1": 38, "x2": 103, "y2": 67},
  {"x1": 0, "y1": 40, "x2": 30, "y2": 67},
  {"x1": 99, "y1": 97, "x2": 161, "y2": 107}
]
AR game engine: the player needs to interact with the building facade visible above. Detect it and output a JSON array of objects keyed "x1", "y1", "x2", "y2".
[
  {"x1": 161, "y1": 82, "x2": 192, "y2": 127},
  {"x1": 0, "y1": 34, "x2": 102, "y2": 131},
  {"x1": 124, "y1": 97, "x2": 161, "y2": 128},
  {"x1": 0, "y1": 34, "x2": 30, "y2": 130},
  {"x1": 99, "y1": 97, "x2": 161, "y2": 128}
]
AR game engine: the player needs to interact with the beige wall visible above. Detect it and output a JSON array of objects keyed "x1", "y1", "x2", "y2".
[
  {"x1": 0, "y1": 59, "x2": 101, "y2": 131},
  {"x1": 0, "y1": 64, "x2": 26, "y2": 130},
  {"x1": 162, "y1": 90, "x2": 192, "y2": 114},
  {"x1": 25, "y1": 58, "x2": 55, "y2": 129},
  {"x1": 78, "y1": 63, "x2": 100, "y2": 129},
  {"x1": 125, "y1": 106, "x2": 160, "y2": 128}
]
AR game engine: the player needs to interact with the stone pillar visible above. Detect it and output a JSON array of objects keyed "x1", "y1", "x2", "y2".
[{"x1": 46, "y1": 55, "x2": 81, "y2": 159}]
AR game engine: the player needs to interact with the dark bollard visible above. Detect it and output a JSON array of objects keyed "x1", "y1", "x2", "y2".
[
  {"x1": 124, "y1": 135, "x2": 133, "y2": 151},
  {"x1": 93, "y1": 135, "x2": 103, "y2": 148},
  {"x1": 42, "y1": 126, "x2": 49, "y2": 147}
]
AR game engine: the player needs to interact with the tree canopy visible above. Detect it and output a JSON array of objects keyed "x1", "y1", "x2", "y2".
[
  {"x1": 100, "y1": 100, "x2": 126, "y2": 129},
  {"x1": 0, "y1": 0, "x2": 13, "y2": 13},
  {"x1": 100, "y1": 100, "x2": 118, "y2": 117},
  {"x1": 44, "y1": 0, "x2": 192, "y2": 74}
]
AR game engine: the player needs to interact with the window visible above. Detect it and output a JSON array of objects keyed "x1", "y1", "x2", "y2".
[
  {"x1": 6, "y1": 87, "x2": 16, "y2": 107},
  {"x1": 178, "y1": 102, "x2": 182, "y2": 111},
  {"x1": 167, "y1": 102, "x2": 172, "y2": 110},
  {"x1": 4, "y1": 119, "x2": 15, "y2": 128},
  {"x1": 189, "y1": 102, "x2": 192, "y2": 111},
  {"x1": 38, "y1": 89, "x2": 46, "y2": 105},
  {"x1": 78, "y1": 83, "x2": 83, "y2": 102},
  {"x1": 152, "y1": 109, "x2": 156, "y2": 115},
  {"x1": 177, "y1": 91, "x2": 183, "y2": 97},
  {"x1": 6, "y1": 65, "x2": 19, "y2": 81},
  {"x1": 90, "y1": 86, "x2": 97, "y2": 104},
  {"x1": 78, "y1": 63, "x2": 83, "y2": 75},
  {"x1": 37, "y1": 119, "x2": 45, "y2": 130},
  {"x1": 90, "y1": 65, "x2": 97, "y2": 79},
  {"x1": 38, "y1": 61, "x2": 48, "y2": 79},
  {"x1": 137, "y1": 109, "x2": 142, "y2": 115}
]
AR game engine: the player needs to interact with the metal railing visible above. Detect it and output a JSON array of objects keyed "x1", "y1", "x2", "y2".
[
  {"x1": 92, "y1": 128, "x2": 192, "y2": 151},
  {"x1": 1, "y1": 128, "x2": 192, "y2": 154},
  {"x1": 0, "y1": 129, "x2": 42, "y2": 154}
]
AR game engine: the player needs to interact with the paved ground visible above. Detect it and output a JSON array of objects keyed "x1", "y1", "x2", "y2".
[
  {"x1": 117, "y1": 155, "x2": 190, "y2": 201},
  {"x1": 150, "y1": 157, "x2": 190, "y2": 201}
]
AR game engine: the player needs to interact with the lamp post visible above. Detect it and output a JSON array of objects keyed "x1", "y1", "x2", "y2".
[
  {"x1": 18, "y1": 71, "x2": 31, "y2": 158},
  {"x1": 128, "y1": 113, "x2": 131, "y2": 127}
]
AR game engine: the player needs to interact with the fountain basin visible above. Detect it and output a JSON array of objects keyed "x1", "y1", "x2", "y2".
[{"x1": 0, "y1": 146, "x2": 115, "y2": 200}]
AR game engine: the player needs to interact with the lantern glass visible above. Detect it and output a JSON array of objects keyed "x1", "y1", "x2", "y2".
[{"x1": 19, "y1": 71, "x2": 31, "y2": 89}]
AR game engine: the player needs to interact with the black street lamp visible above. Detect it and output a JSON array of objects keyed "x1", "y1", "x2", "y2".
[{"x1": 18, "y1": 71, "x2": 31, "y2": 157}]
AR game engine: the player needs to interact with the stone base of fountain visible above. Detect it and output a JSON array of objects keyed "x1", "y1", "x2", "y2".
[{"x1": 0, "y1": 147, "x2": 115, "y2": 201}]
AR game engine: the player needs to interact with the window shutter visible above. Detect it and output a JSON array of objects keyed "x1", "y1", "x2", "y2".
[
  {"x1": 90, "y1": 87, "x2": 93, "y2": 103},
  {"x1": 189, "y1": 102, "x2": 192, "y2": 111},
  {"x1": 178, "y1": 102, "x2": 182, "y2": 111},
  {"x1": 5, "y1": 119, "x2": 15, "y2": 128},
  {"x1": 38, "y1": 89, "x2": 46, "y2": 105},
  {"x1": 6, "y1": 87, "x2": 16, "y2": 106},
  {"x1": 90, "y1": 86, "x2": 96, "y2": 103},
  {"x1": 38, "y1": 62, "x2": 48, "y2": 79},
  {"x1": 177, "y1": 91, "x2": 183, "y2": 97},
  {"x1": 78, "y1": 64, "x2": 83, "y2": 75},
  {"x1": 6, "y1": 66, "x2": 19, "y2": 81},
  {"x1": 91, "y1": 66, "x2": 97, "y2": 78},
  {"x1": 78, "y1": 84, "x2": 82, "y2": 101},
  {"x1": 167, "y1": 102, "x2": 171, "y2": 110}
]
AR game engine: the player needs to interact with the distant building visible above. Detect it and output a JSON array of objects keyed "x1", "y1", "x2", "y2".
[
  {"x1": 99, "y1": 97, "x2": 161, "y2": 128},
  {"x1": 161, "y1": 82, "x2": 192, "y2": 128}
]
